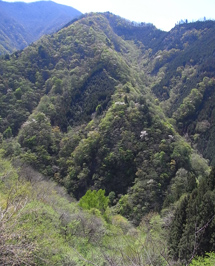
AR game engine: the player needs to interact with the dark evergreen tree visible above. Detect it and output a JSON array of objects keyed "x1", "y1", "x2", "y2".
[
  {"x1": 169, "y1": 196, "x2": 189, "y2": 259},
  {"x1": 207, "y1": 167, "x2": 215, "y2": 190},
  {"x1": 169, "y1": 168, "x2": 215, "y2": 263}
]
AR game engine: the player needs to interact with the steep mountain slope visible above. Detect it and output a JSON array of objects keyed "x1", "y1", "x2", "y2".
[
  {"x1": 151, "y1": 20, "x2": 215, "y2": 165},
  {"x1": 0, "y1": 150, "x2": 173, "y2": 265},
  {"x1": 0, "y1": 9, "x2": 31, "y2": 54},
  {"x1": 1, "y1": 12, "x2": 215, "y2": 263},
  {"x1": 0, "y1": 12, "x2": 211, "y2": 225},
  {"x1": 0, "y1": 0, "x2": 82, "y2": 54}
]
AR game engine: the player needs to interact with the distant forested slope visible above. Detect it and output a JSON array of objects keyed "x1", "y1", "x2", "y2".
[{"x1": 0, "y1": 0, "x2": 82, "y2": 54}]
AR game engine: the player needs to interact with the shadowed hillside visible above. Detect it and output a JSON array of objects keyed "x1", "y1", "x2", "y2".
[{"x1": 0, "y1": 0, "x2": 82, "y2": 54}]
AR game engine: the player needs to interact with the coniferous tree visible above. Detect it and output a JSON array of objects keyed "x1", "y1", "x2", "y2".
[{"x1": 169, "y1": 196, "x2": 189, "y2": 259}]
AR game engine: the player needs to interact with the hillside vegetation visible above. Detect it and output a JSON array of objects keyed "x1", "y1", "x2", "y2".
[
  {"x1": 1, "y1": 12, "x2": 215, "y2": 265},
  {"x1": 1, "y1": 151, "x2": 174, "y2": 265}
]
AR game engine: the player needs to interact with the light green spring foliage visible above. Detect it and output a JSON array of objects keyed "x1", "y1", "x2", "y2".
[
  {"x1": 0, "y1": 150, "x2": 77, "y2": 265},
  {"x1": 0, "y1": 149, "x2": 174, "y2": 265},
  {"x1": 190, "y1": 253, "x2": 215, "y2": 266},
  {"x1": 79, "y1": 189, "x2": 109, "y2": 214}
]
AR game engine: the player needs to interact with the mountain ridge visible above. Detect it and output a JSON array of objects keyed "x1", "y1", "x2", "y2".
[
  {"x1": 0, "y1": 0, "x2": 82, "y2": 54},
  {"x1": 0, "y1": 12, "x2": 211, "y2": 205}
]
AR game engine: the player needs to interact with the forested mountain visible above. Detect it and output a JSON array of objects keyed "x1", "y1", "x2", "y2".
[
  {"x1": 0, "y1": 0, "x2": 82, "y2": 54},
  {"x1": 1, "y1": 11, "x2": 215, "y2": 265}
]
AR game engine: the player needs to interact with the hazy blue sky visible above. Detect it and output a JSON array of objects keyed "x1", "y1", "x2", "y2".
[{"x1": 4, "y1": 0, "x2": 215, "y2": 31}]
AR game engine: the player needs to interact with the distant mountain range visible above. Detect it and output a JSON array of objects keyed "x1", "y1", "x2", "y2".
[{"x1": 0, "y1": 0, "x2": 82, "y2": 54}]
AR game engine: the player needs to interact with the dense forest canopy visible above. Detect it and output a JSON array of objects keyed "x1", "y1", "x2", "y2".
[{"x1": 1, "y1": 10, "x2": 215, "y2": 265}]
